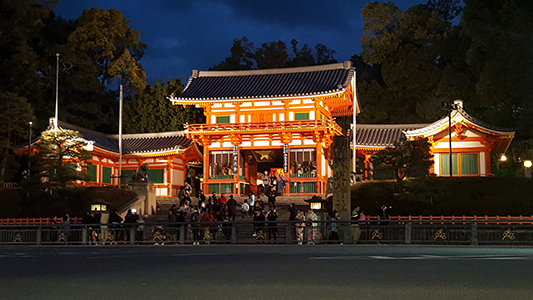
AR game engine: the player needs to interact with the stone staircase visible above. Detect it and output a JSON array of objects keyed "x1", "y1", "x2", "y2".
[{"x1": 144, "y1": 194, "x2": 312, "y2": 223}]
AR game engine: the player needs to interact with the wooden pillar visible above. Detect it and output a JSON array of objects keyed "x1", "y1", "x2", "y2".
[
  {"x1": 203, "y1": 145, "x2": 210, "y2": 194},
  {"x1": 167, "y1": 157, "x2": 172, "y2": 196}
]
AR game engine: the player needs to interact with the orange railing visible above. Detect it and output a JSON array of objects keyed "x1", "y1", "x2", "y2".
[
  {"x1": 0, "y1": 217, "x2": 82, "y2": 225},
  {"x1": 186, "y1": 119, "x2": 342, "y2": 134},
  {"x1": 375, "y1": 215, "x2": 533, "y2": 225}
]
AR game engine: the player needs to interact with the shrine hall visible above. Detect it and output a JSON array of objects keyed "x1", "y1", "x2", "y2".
[
  {"x1": 170, "y1": 62, "x2": 514, "y2": 197},
  {"x1": 40, "y1": 62, "x2": 514, "y2": 198},
  {"x1": 169, "y1": 62, "x2": 358, "y2": 196}
]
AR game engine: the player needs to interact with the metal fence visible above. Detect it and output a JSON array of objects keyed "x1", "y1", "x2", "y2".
[{"x1": 1, "y1": 220, "x2": 532, "y2": 246}]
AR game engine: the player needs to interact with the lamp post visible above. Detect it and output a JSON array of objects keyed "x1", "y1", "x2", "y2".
[
  {"x1": 54, "y1": 53, "x2": 59, "y2": 133},
  {"x1": 524, "y1": 160, "x2": 532, "y2": 178},
  {"x1": 28, "y1": 121, "x2": 32, "y2": 178},
  {"x1": 441, "y1": 102, "x2": 458, "y2": 177}
]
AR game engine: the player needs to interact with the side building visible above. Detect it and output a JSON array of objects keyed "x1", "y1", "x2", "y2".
[
  {"x1": 54, "y1": 119, "x2": 202, "y2": 197},
  {"x1": 356, "y1": 100, "x2": 515, "y2": 178}
]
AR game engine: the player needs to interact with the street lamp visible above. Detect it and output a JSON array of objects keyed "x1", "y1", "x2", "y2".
[
  {"x1": 27, "y1": 121, "x2": 33, "y2": 178},
  {"x1": 54, "y1": 53, "x2": 59, "y2": 133},
  {"x1": 441, "y1": 102, "x2": 458, "y2": 177},
  {"x1": 524, "y1": 160, "x2": 532, "y2": 178}
]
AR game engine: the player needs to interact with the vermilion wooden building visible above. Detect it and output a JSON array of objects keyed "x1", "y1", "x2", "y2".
[
  {"x1": 356, "y1": 100, "x2": 515, "y2": 178},
  {"x1": 55, "y1": 120, "x2": 202, "y2": 197},
  {"x1": 169, "y1": 62, "x2": 358, "y2": 196}
]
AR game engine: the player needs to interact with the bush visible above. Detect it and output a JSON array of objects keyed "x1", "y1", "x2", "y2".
[
  {"x1": 351, "y1": 177, "x2": 533, "y2": 216},
  {"x1": 0, "y1": 186, "x2": 137, "y2": 218}
]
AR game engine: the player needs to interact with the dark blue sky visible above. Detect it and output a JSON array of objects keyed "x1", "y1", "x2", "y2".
[{"x1": 55, "y1": 0, "x2": 424, "y2": 84}]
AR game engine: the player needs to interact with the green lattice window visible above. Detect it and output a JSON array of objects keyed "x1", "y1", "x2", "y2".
[
  {"x1": 302, "y1": 182, "x2": 317, "y2": 193},
  {"x1": 102, "y1": 167, "x2": 112, "y2": 184},
  {"x1": 148, "y1": 169, "x2": 164, "y2": 184},
  {"x1": 217, "y1": 116, "x2": 230, "y2": 123},
  {"x1": 209, "y1": 183, "x2": 220, "y2": 194},
  {"x1": 461, "y1": 153, "x2": 479, "y2": 175},
  {"x1": 121, "y1": 170, "x2": 135, "y2": 184},
  {"x1": 220, "y1": 183, "x2": 233, "y2": 194},
  {"x1": 86, "y1": 164, "x2": 96, "y2": 182},
  {"x1": 290, "y1": 182, "x2": 301, "y2": 193},
  {"x1": 440, "y1": 154, "x2": 458, "y2": 176},
  {"x1": 295, "y1": 112, "x2": 309, "y2": 120}
]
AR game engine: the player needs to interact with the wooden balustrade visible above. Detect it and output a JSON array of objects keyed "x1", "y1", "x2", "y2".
[{"x1": 0, "y1": 217, "x2": 82, "y2": 225}]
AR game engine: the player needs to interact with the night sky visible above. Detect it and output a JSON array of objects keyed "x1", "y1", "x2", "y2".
[{"x1": 55, "y1": 0, "x2": 424, "y2": 84}]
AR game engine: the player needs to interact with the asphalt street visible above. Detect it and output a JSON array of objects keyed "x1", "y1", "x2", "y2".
[{"x1": 1, "y1": 245, "x2": 533, "y2": 300}]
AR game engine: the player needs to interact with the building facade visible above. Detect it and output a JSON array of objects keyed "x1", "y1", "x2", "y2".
[
  {"x1": 170, "y1": 62, "x2": 358, "y2": 196},
  {"x1": 356, "y1": 100, "x2": 515, "y2": 178},
  {"x1": 54, "y1": 119, "x2": 202, "y2": 197}
]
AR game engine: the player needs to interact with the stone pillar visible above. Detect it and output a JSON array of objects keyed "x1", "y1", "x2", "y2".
[
  {"x1": 332, "y1": 136, "x2": 352, "y2": 243},
  {"x1": 129, "y1": 182, "x2": 156, "y2": 216}
]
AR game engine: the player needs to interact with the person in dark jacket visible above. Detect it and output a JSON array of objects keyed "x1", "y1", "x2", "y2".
[
  {"x1": 289, "y1": 203, "x2": 297, "y2": 221},
  {"x1": 108, "y1": 209, "x2": 123, "y2": 243},
  {"x1": 227, "y1": 195, "x2": 237, "y2": 221},
  {"x1": 124, "y1": 209, "x2": 139, "y2": 242},
  {"x1": 253, "y1": 210, "x2": 266, "y2": 241},
  {"x1": 266, "y1": 209, "x2": 278, "y2": 242},
  {"x1": 267, "y1": 190, "x2": 277, "y2": 210}
]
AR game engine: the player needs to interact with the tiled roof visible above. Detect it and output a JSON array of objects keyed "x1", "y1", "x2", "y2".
[
  {"x1": 56, "y1": 120, "x2": 193, "y2": 154},
  {"x1": 171, "y1": 62, "x2": 355, "y2": 102},
  {"x1": 354, "y1": 124, "x2": 429, "y2": 147},
  {"x1": 404, "y1": 107, "x2": 515, "y2": 137}
]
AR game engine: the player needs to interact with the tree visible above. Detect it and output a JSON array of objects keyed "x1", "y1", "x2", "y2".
[
  {"x1": 255, "y1": 41, "x2": 288, "y2": 69},
  {"x1": 123, "y1": 78, "x2": 205, "y2": 133},
  {"x1": 372, "y1": 138, "x2": 434, "y2": 185},
  {"x1": 461, "y1": 0, "x2": 533, "y2": 139},
  {"x1": 0, "y1": 92, "x2": 35, "y2": 182},
  {"x1": 210, "y1": 37, "x2": 255, "y2": 71},
  {"x1": 359, "y1": 2, "x2": 468, "y2": 124},
  {"x1": 211, "y1": 37, "x2": 338, "y2": 70},
  {"x1": 35, "y1": 129, "x2": 92, "y2": 188},
  {"x1": 66, "y1": 7, "x2": 147, "y2": 97}
]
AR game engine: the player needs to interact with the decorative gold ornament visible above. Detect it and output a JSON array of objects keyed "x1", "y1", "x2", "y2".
[
  {"x1": 104, "y1": 232, "x2": 114, "y2": 242},
  {"x1": 13, "y1": 233, "x2": 23, "y2": 243},
  {"x1": 153, "y1": 232, "x2": 165, "y2": 241},
  {"x1": 502, "y1": 228, "x2": 515, "y2": 241},
  {"x1": 203, "y1": 230, "x2": 213, "y2": 241},
  {"x1": 255, "y1": 230, "x2": 266, "y2": 240},
  {"x1": 58, "y1": 233, "x2": 68, "y2": 242},
  {"x1": 434, "y1": 229, "x2": 447, "y2": 240},
  {"x1": 371, "y1": 229, "x2": 383, "y2": 240}
]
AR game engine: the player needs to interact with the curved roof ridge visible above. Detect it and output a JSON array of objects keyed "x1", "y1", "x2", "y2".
[
  {"x1": 195, "y1": 62, "x2": 351, "y2": 78},
  {"x1": 357, "y1": 123, "x2": 429, "y2": 129},
  {"x1": 107, "y1": 131, "x2": 186, "y2": 139}
]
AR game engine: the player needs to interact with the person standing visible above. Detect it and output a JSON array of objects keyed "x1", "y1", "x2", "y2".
[
  {"x1": 219, "y1": 193, "x2": 227, "y2": 205},
  {"x1": 327, "y1": 210, "x2": 339, "y2": 243},
  {"x1": 227, "y1": 195, "x2": 237, "y2": 221},
  {"x1": 190, "y1": 206, "x2": 201, "y2": 245},
  {"x1": 253, "y1": 209, "x2": 266, "y2": 241},
  {"x1": 262, "y1": 170, "x2": 272, "y2": 195},
  {"x1": 241, "y1": 199, "x2": 250, "y2": 219},
  {"x1": 266, "y1": 209, "x2": 278, "y2": 243},
  {"x1": 351, "y1": 206, "x2": 361, "y2": 243},
  {"x1": 306, "y1": 209, "x2": 318, "y2": 245},
  {"x1": 295, "y1": 210, "x2": 306, "y2": 245},
  {"x1": 276, "y1": 173, "x2": 290, "y2": 195},
  {"x1": 108, "y1": 209, "x2": 123, "y2": 243},
  {"x1": 288, "y1": 203, "x2": 297, "y2": 221},
  {"x1": 267, "y1": 190, "x2": 277, "y2": 210},
  {"x1": 248, "y1": 192, "x2": 255, "y2": 216},
  {"x1": 198, "y1": 190, "x2": 206, "y2": 213},
  {"x1": 124, "y1": 209, "x2": 139, "y2": 243}
]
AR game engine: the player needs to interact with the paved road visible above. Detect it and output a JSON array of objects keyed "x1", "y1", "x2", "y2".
[{"x1": 1, "y1": 245, "x2": 533, "y2": 300}]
